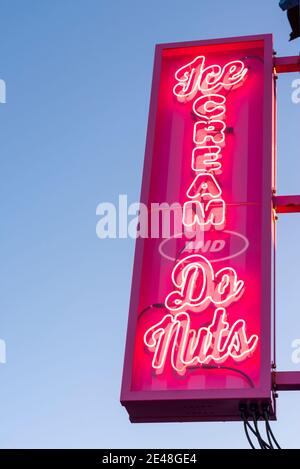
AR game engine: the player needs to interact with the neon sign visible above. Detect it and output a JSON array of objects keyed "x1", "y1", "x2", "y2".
[
  {"x1": 121, "y1": 35, "x2": 275, "y2": 423},
  {"x1": 143, "y1": 56, "x2": 257, "y2": 375}
]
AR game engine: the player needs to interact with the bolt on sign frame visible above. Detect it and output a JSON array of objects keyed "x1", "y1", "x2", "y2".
[{"x1": 121, "y1": 34, "x2": 276, "y2": 422}]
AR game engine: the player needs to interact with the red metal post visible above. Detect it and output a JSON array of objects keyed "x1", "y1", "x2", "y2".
[
  {"x1": 273, "y1": 195, "x2": 300, "y2": 213},
  {"x1": 274, "y1": 56, "x2": 300, "y2": 74},
  {"x1": 273, "y1": 372, "x2": 300, "y2": 391}
]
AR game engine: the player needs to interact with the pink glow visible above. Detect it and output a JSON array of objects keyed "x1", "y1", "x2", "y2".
[
  {"x1": 173, "y1": 56, "x2": 248, "y2": 101},
  {"x1": 164, "y1": 254, "x2": 244, "y2": 313},
  {"x1": 144, "y1": 53, "x2": 258, "y2": 379},
  {"x1": 144, "y1": 309, "x2": 258, "y2": 375},
  {"x1": 191, "y1": 146, "x2": 222, "y2": 173},
  {"x1": 124, "y1": 38, "x2": 273, "y2": 400}
]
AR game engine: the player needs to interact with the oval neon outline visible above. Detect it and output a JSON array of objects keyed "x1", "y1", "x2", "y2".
[{"x1": 158, "y1": 230, "x2": 249, "y2": 263}]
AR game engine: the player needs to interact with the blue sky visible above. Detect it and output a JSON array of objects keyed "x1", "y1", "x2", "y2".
[{"x1": 0, "y1": 0, "x2": 300, "y2": 448}]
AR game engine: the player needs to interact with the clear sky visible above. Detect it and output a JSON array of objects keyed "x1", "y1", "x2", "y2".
[{"x1": 0, "y1": 0, "x2": 300, "y2": 449}]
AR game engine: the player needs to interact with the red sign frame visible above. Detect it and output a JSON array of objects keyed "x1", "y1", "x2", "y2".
[{"x1": 121, "y1": 34, "x2": 275, "y2": 422}]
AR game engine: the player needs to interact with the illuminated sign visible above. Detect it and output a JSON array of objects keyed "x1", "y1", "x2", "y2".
[{"x1": 121, "y1": 35, "x2": 275, "y2": 422}]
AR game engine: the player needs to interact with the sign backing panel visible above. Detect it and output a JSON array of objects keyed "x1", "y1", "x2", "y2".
[{"x1": 121, "y1": 34, "x2": 275, "y2": 422}]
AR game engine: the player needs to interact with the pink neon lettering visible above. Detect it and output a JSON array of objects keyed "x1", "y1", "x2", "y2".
[
  {"x1": 144, "y1": 309, "x2": 258, "y2": 375},
  {"x1": 165, "y1": 255, "x2": 244, "y2": 313},
  {"x1": 191, "y1": 146, "x2": 222, "y2": 173},
  {"x1": 143, "y1": 55, "x2": 256, "y2": 378},
  {"x1": 194, "y1": 120, "x2": 226, "y2": 145},
  {"x1": 193, "y1": 94, "x2": 226, "y2": 120},
  {"x1": 183, "y1": 200, "x2": 225, "y2": 231},
  {"x1": 173, "y1": 56, "x2": 247, "y2": 101},
  {"x1": 186, "y1": 172, "x2": 222, "y2": 200},
  {"x1": 173, "y1": 56, "x2": 205, "y2": 102}
]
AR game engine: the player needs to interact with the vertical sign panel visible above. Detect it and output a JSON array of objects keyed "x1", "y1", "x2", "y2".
[{"x1": 121, "y1": 35, "x2": 275, "y2": 422}]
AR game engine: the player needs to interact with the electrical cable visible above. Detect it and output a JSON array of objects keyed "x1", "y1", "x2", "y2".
[
  {"x1": 241, "y1": 410, "x2": 273, "y2": 450},
  {"x1": 243, "y1": 419, "x2": 256, "y2": 449},
  {"x1": 265, "y1": 420, "x2": 274, "y2": 450},
  {"x1": 241, "y1": 408, "x2": 282, "y2": 450},
  {"x1": 201, "y1": 364, "x2": 254, "y2": 388},
  {"x1": 241, "y1": 412, "x2": 264, "y2": 449},
  {"x1": 138, "y1": 303, "x2": 165, "y2": 319},
  {"x1": 263, "y1": 411, "x2": 281, "y2": 449},
  {"x1": 262, "y1": 406, "x2": 274, "y2": 449},
  {"x1": 251, "y1": 411, "x2": 271, "y2": 449}
]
